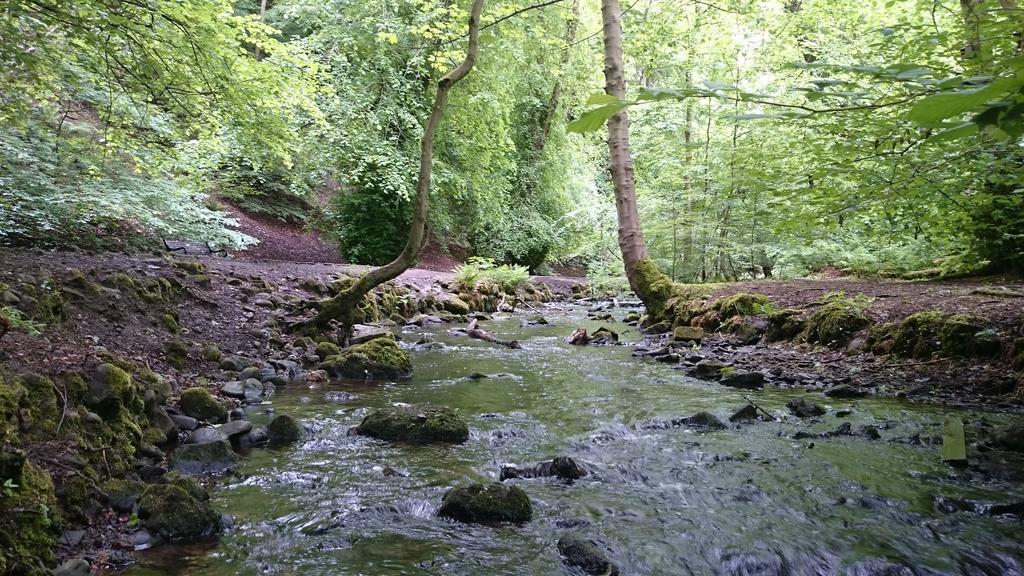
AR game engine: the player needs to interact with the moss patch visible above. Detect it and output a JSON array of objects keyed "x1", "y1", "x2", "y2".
[
  {"x1": 178, "y1": 387, "x2": 226, "y2": 423},
  {"x1": 0, "y1": 459, "x2": 59, "y2": 575},
  {"x1": 164, "y1": 339, "x2": 189, "y2": 369},
  {"x1": 172, "y1": 260, "x2": 207, "y2": 275},
  {"x1": 315, "y1": 341, "x2": 342, "y2": 361},
  {"x1": 267, "y1": 414, "x2": 303, "y2": 444},
  {"x1": 202, "y1": 344, "x2": 223, "y2": 363},
  {"x1": 357, "y1": 405, "x2": 469, "y2": 443},
  {"x1": 801, "y1": 294, "x2": 872, "y2": 347},
  {"x1": 868, "y1": 310, "x2": 1001, "y2": 359},
  {"x1": 319, "y1": 336, "x2": 413, "y2": 381},
  {"x1": 714, "y1": 292, "x2": 770, "y2": 318},
  {"x1": 438, "y1": 482, "x2": 532, "y2": 524},
  {"x1": 161, "y1": 313, "x2": 181, "y2": 334},
  {"x1": 138, "y1": 483, "x2": 221, "y2": 542},
  {"x1": 765, "y1": 309, "x2": 805, "y2": 342}
]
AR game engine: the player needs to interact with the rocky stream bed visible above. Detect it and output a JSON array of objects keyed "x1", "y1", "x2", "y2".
[
  {"x1": 117, "y1": 306, "x2": 1024, "y2": 576},
  {"x1": 1, "y1": 250, "x2": 1023, "y2": 576}
]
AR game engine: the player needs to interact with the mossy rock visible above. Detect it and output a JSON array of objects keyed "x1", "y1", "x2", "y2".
[
  {"x1": 314, "y1": 341, "x2": 342, "y2": 361},
  {"x1": 438, "y1": 482, "x2": 532, "y2": 524},
  {"x1": 164, "y1": 339, "x2": 189, "y2": 369},
  {"x1": 170, "y1": 439, "x2": 238, "y2": 475},
  {"x1": 178, "y1": 387, "x2": 226, "y2": 423},
  {"x1": 801, "y1": 298, "x2": 871, "y2": 347},
  {"x1": 64, "y1": 269, "x2": 102, "y2": 298},
  {"x1": 202, "y1": 344, "x2": 223, "y2": 363},
  {"x1": 267, "y1": 414, "x2": 304, "y2": 445},
  {"x1": 869, "y1": 310, "x2": 1001, "y2": 359},
  {"x1": 672, "y1": 325, "x2": 704, "y2": 343},
  {"x1": 765, "y1": 309, "x2": 805, "y2": 342},
  {"x1": 142, "y1": 372, "x2": 172, "y2": 406},
  {"x1": 100, "y1": 478, "x2": 146, "y2": 513},
  {"x1": 441, "y1": 294, "x2": 471, "y2": 315},
  {"x1": 356, "y1": 405, "x2": 469, "y2": 443},
  {"x1": 319, "y1": 336, "x2": 413, "y2": 381},
  {"x1": 0, "y1": 459, "x2": 59, "y2": 574},
  {"x1": 163, "y1": 471, "x2": 210, "y2": 502},
  {"x1": 138, "y1": 483, "x2": 221, "y2": 542},
  {"x1": 87, "y1": 363, "x2": 141, "y2": 417},
  {"x1": 0, "y1": 377, "x2": 21, "y2": 443},
  {"x1": 713, "y1": 292, "x2": 770, "y2": 318},
  {"x1": 23, "y1": 286, "x2": 64, "y2": 325},
  {"x1": 13, "y1": 373, "x2": 61, "y2": 437},
  {"x1": 161, "y1": 313, "x2": 181, "y2": 334},
  {"x1": 172, "y1": 260, "x2": 207, "y2": 275},
  {"x1": 190, "y1": 274, "x2": 212, "y2": 287},
  {"x1": 719, "y1": 316, "x2": 766, "y2": 345},
  {"x1": 107, "y1": 272, "x2": 138, "y2": 292}
]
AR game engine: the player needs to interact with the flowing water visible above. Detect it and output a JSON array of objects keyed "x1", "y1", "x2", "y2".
[{"x1": 128, "y1": 305, "x2": 1024, "y2": 575}]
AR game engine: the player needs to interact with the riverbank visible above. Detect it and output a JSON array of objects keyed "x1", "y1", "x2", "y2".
[{"x1": 0, "y1": 247, "x2": 1022, "y2": 573}]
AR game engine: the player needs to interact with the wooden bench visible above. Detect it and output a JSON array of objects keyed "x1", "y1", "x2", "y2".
[{"x1": 163, "y1": 239, "x2": 228, "y2": 257}]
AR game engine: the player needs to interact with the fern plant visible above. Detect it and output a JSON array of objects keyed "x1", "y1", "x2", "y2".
[
  {"x1": 452, "y1": 257, "x2": 529, "y2": 293},
  {"x1": 0, "y1": 306, "x2": 44, "y2": 339}
]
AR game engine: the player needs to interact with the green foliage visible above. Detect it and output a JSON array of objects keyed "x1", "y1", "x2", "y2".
[
  {"x1": 453, "y1": 257, "x2": 529, "y2": 293},
  {"x1": 326, "y1": 162, "x2": 412, "y2": 265},
  {"x1": 1, "y1": 478, "x2": 16, "y2": 499},
  {"x1": 0, "y1": 306, "x2": 43, "y2": 338}
]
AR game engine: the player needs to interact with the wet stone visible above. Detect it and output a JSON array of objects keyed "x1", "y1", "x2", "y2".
[
  {"x1": 437, "y1": 482, "x2": 533, "y2": 524},
  {"x1": 787, "y1": 397, "x2": 825, "y2": 418},
  {"x1": 719, "y1": 370, "x2": 765, "y2": 390},
  {"x1": 557, "y1": 534, "x2": 620, "y2": 576},
  {"x1": 186, "y1": 426, "x2": 225, "y2": 445},
  {"x1": 824, "y1": 384, "x2": 867, "y2": 398}
]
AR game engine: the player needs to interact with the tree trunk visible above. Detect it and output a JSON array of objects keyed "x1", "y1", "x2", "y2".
[
  {"x1": 535, "y1": 0, "x2": 580, "y2": 153},
  {"x1": 255, "y1": 0, "x2": 269, "y2": 60},
  {"x1": 601, "y1": 0, "x2": 675, "y2": 319},
  {"x1": 307, "y1": 0, "x2": 486, "y2": 340}
]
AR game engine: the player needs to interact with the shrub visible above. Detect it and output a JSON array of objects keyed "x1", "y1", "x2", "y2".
[
  {"x1": 453, "y1": 257, "x2": 528, "y2": 293},
  {"x1": 325, "y1": 160, "x2": 412, "y2": 265}
]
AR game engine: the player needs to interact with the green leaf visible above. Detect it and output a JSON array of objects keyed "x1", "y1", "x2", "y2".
[
  {"x1": 909, "y1": 77, "x2": 1022, "y2": 125},
  {"x1": 923, "y1": 122, "x2": 978, "y2": 144},
  {"x1": 567, "y1": 102, "x2": 630, "y2": 133},
  {"x1": 584, "y1": 93, "x2": 622, "y2": 106}
]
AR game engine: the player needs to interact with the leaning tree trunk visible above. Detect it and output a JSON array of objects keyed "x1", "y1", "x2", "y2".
[
  {"x1": 308, "y1": 0, "x2": 485, "y2": 340},
  {"x1": 601, "y1": 0, "x2": 675, "y2": 320}
]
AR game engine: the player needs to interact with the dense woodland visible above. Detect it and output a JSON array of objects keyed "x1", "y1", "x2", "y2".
[{"x1": 2, "y1": 0, "x2": 1021, "y2": 282}]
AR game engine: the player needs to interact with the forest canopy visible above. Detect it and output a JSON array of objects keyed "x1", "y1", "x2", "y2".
[{"x1": 1, "y1": 0, "x2": 1021, "y2": 279}]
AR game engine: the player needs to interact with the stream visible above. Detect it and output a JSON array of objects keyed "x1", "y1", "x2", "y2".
[{"x1": 126, "y1": 304, "x2": 1024, "y2": 575}]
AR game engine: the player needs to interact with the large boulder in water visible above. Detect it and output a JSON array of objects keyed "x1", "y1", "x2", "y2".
[
  {"x1": 267, "y1": 414, "x2": 303, "y2": 444},
  {"x1": 787, "y1": 397, "x2": 825, "y2": 418},
  {"x1": 990, "y1": 422, "x2": 1024, "y2": 453},
  {"x1": 319, "y1": 336, "x2": 413, "y2": 380},
  {"x1": 438, "y1": 482, "x2": 532, "y2": 524},
  {"x1": 138, "y1": 483, "x2": 221, "y2": 542},
  {"x1": 500, "y1": 456, "x2": 587, "y2": 481},
  {"x1": 557, "y1": 534, "x2": 620, "y2": 576},
  {"x1": 356, "y1": 405, "x2": 468, "y2": 443},
  {"x1": 170, "y1": 439, "x2": 238, "y2": 475}
]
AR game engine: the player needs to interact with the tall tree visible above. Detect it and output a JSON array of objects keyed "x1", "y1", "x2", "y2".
[
  {"x1": 308, "y1": 0, "x2": 486, "y2": 340},
  {"x1": 601, "y1": 0, "x2": 676, "y2": 319}
]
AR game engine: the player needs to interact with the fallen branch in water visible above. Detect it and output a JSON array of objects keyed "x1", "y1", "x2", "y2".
[
  {"x1": 466, "y1": 319, "x2": 521, "y2": 349},
  {"x1": 741, "y1": 395, "x2": 777, "y2": 421}
]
